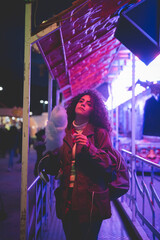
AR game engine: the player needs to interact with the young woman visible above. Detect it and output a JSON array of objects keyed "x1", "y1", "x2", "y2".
[{"x1": 38, "y1": 89, "x2": 124, "y2": 240}]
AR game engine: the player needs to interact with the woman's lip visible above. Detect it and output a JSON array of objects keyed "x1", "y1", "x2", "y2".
[{"x1": 79, "y1": 107, "x2": 85, "y2": 111}]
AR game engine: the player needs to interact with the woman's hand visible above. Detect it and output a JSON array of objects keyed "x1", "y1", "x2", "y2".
[{"x1": 72, "y1": 133, "x2": 90, "y2": 147}]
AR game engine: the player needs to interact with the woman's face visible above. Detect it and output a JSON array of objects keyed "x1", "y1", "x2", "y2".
[{"x1": 75, "y1": 95, "x2": 93, "y2": 119}]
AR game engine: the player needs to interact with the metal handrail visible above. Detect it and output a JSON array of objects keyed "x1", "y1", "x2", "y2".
[
  {"x1": 121, "y1": 149, "x2": 160, "y2": 240},
  {"x1": 27, "y1": 175, "x2": 55, "y2": 240},
  {"x1": 27, "y1": 176, "x2": 39, "y2": 239}
]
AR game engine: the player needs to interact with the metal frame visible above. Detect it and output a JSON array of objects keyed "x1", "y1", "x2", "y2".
[{"x1": 121, "y1": 149, "x2": 160, "y2": 240}]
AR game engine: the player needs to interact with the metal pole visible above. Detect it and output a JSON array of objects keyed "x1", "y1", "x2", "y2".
[
  {"x1": 20, "y1": 2, "x2": 31, "y2": 239},
  {"x1": 131, "y1": 53, "x2": 136, "y2": 221},
  {"x1": 131, "y1": 54, "x2": 136, "y2": 154},
  {"x1": 46, "y1": 72, "x2": 53, "y2": 226},
  {"x1": 116, "y1": 106, "x2": 119, "y2": 149},
  {"x1": 43, "y1": 102, "x2": 45, "y2": 112},
  {"x1": 48, "y1": 73, "x2": 53, "y2": 120},
  {"x1": 109, "y1": 83, "x2": 114, "y2": 145}
]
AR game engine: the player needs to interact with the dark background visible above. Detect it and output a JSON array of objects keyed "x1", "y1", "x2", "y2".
[{"x1": 0, "y1": 0, "x2": 75, "y2": 115}]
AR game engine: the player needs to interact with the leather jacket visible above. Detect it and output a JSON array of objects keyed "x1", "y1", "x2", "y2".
[{"x1": 40, "y1": 123, "x2": 121, "y2": 223}]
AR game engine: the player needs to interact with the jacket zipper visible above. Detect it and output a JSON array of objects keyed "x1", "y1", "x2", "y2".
[{"x1": 90, "y1": 191, "x2": 94, "y2": 224}]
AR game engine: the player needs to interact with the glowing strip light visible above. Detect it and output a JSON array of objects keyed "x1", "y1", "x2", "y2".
[{"x1": 27, "y1": 176, "x2": 40, "y2": 191}]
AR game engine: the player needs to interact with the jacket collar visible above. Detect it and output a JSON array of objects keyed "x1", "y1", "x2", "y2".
[
  {"x1": 82, "y1": 123, "x2": 95, "y2": 136},
  {"x1": 63, "y1": 123, "x2": 95, "y2": 149}
]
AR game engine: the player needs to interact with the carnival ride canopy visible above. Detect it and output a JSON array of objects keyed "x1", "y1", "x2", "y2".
[{"x1": 32, "y1": 0, "x2": 138, "y2": 103}]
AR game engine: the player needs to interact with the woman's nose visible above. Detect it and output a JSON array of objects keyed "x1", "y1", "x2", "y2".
[{"x1": 81, "y1": 102, "x2": 85, "y2": 106}]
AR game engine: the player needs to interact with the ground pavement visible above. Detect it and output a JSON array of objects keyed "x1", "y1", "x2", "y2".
[{"x1": 0, "y1": 148, "x2": 36, "y2": 240}]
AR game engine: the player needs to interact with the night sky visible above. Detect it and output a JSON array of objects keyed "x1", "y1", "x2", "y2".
[{"x1": 0, "y1": 0, "x2": 74, "y2": 115}]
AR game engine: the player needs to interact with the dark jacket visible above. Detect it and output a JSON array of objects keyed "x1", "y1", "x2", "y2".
[{"x1": 40, "y1": 123, "x2": 121, "y2": 223}]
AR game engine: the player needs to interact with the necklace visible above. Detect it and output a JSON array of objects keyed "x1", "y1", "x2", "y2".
[{"x1": 72, "y1": 120, "x2": 88, "y2": 131}]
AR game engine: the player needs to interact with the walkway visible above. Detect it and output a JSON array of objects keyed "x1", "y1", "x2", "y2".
[
  {"x1": 41, "y1": 199, "x2": 132, "y2": 240},
  {"x1": 0, "y1": 148, "x2": 35, "y2": 240}
]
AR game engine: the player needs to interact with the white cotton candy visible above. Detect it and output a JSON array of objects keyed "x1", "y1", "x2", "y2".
[{"x1": 45, "y1": 105, "x2": 68, "y2": 152}]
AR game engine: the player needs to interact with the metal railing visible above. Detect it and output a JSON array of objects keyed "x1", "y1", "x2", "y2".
[
  {"x1": 27, "y1": 176, "x2": 55, "y2": 240},
  {"x1": 121, "y1": 149, "x2": 160, "y2": 240},
  {"x1": 26, "y1": 149, "x2": 160, "y2": 240}
]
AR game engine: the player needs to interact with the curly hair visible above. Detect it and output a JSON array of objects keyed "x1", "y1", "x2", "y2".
[{"x1": 66, "y1": 89, "x2": 112, "y2": 133}]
